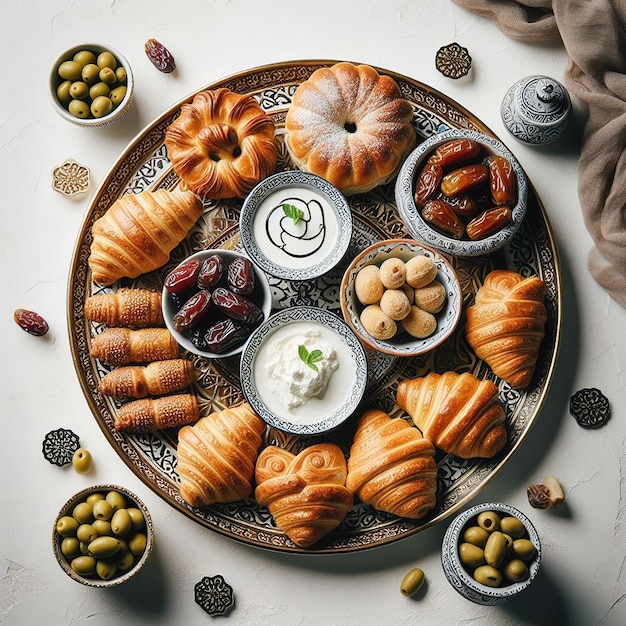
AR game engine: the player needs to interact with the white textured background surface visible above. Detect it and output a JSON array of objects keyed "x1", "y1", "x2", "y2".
[{"x1": 1, "y1": 1, "x2": 625, "y2": 625}]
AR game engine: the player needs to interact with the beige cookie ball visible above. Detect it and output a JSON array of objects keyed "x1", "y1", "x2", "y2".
[
  {"x1": 414, "y1": 280, "x2": 447, "y2": 313},
  {"x1": 405, "y1": 255, "x2": 438, "y2": 289},
  {"x1": 401, "y1": 306, "x2": 437, "y2": 338},
  {"x1": 379, "y1": 289, "x2": 411, "y2": 320},
  {"x1": 379, "y1": 257, "x2": 407, "y2": 289},
  {"x1": 360, "y1": 304, "x2": 397, "y2": 340},
  {"x1": 355, "y1": 264, "x2": 385, "y2": 305}
]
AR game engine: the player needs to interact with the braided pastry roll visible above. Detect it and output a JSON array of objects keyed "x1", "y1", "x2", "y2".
[
  {"x1": 114, "y1": 393, "x2": 199, "y2": 433},
  {"x1": 396, "y1": 372, "x2": 507, "y2": 459},
  {"x1": 465, "y1": 269, "x2": 548, "y2": 389},
  {"x1": 255, "y1": 444, "x2": 354, "y2": 548},
  {"x1": 346, "y1": 410, "x2": 437, "y2": 519},
  {"x1": 177, "y1": 403, "x2": 265, "y2": 507},
  {"x1": 90, "y1": 327, "x2": 179, "y2": 365},
  {"x1": 85, "y1": 288, "x2": 164, "y2": 327}
]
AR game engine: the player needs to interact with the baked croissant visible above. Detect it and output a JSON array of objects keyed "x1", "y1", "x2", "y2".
[
  {"x1": 177, "y1": 402, "x2": 265, "y2": 507},
  {"x1": 346, "y1": 410, "x2": 437, "y2": 519},
  {"x1": 90, "y1": 327, "x2": 179, "y2": 365},
  {"x1": 465, "y1": 270, "x2": 548, "y2": 389},
  {"x1": 85, "y1": 288, "x2": 164, "y2": 327},
  {"x1": 396, "y1": 372, "x2": 507, "y2": 459},
  {"x1": 88, "y1": 188, "x2": 203, "y2": 286},
  {"x1": 114, "y1": 393, "x2": 199, "y2": 433},
  {"x1": 98, "y1": 359, "x2": 194, "y2": 399},
  {"x1": 255, "y1": 444, "x2": 354, "y2": 548}
]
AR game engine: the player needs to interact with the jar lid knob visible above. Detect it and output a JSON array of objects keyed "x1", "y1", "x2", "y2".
[{"x1": 536, "y1": 78, "x2": 557, "y2": 103}]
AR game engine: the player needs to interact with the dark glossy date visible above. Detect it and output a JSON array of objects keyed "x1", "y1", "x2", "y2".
[
  {"x1": 205, "y1": 318, "x2": 248, "y2": 354},
  {"x1": 414, "y1": 161, "x2": 443, "y2": 207},
  {"x1": 466, "y1": 206, "x2": 513, "y2": 240},
  {"x1": 173, "y1": 289, "x2": 212, "y2": 331},
  {"x1": 485, "y1": 155, "x2": 517, "y2": 206},
  {"x1": 429, "y1": 139, "x2": 480, "y2": 167},
  {"x1": 447, "y1": 194, "x2": 480, "y2": 218},
  {"x1": 227, "y1": 257, "x2": 255, "y2": 295},
  {"x1": 14, "y1": 308, "x2": 49, "y2": 336},
  {"x1": 197, "y1": 254, "x2": 223, "y2": 290},
  {"x1": 164, "y1": 258, "x2": 201, "y2": 294},
  {"x1": 441, "y1": 164, "x2": 489, "y2": 197},
  {"x1": 212, "y1": 288, "x2": 263, "y2": 325},
  {"x1": 421, "y1": 200, "x2": 465, "y2": 239}
]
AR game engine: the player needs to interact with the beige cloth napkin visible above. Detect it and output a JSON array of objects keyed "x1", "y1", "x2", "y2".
[{"x1": 453, "y1": 0, "x2": 626, "y2": 308}]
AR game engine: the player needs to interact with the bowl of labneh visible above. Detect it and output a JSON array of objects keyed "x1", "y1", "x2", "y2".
[
  {"x1": 239, "y1": 170, "x2": 352, "y2": 281},
  {"x1": 240, "y1": 306, "x2": 368, "y2": 435},
  {"x1": 394, "y1": 129, "x2": 528, "y2": 257}
]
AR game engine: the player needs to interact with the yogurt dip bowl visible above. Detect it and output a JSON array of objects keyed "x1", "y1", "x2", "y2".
[
  {"x1": 239, "y1": 171, "x2": 352, "y2": 281},
  {"x1": 240, "y1": 306, "x2": 367, "y2": 435}
]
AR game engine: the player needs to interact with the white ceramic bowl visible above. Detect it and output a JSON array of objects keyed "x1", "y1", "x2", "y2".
[
  {"x1": 52, "y1": 484, "x2": 154, "y2": 587},
  {"x1": 240, "y1": 306, "x2": 368, "y2": 435},
  {"x1": 162, "y1": 249, "x2": 272, "y2": 359},
  {"x1": 395, "y1": 129, "x2": 528, "y2": 256},
  {"x1": 49, "y1": 43, "x2": 134, "y2": 127},
  {"x1": 340, "y1": 238, "x2": 462, "y2": 357},
  {"x1": 239, "y1": 170, "x2": 352, "y2": 281},
  {"x1": 441, "y1": 502, "x2": 541, "y2": 605}
]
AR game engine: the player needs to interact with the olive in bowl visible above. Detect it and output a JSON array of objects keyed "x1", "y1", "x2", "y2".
[
  {"x1": 50, "y1": 43, "x2": 134, "y2": 127},
  {"x1": 52, "y1": 484, "x2": 153, "y2": 587},
  {"x1": 441, "y1": 502, "x2": 541, "y2": 605},
  {"x1": 395, "y1": 129, "x2": 528, "y2": 257},
  {"x1": 162, "y1": 249, "x2": 272, "y2": 358}
]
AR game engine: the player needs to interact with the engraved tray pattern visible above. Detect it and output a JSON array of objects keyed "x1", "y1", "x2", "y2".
[{"x1": 68, "y1": 60, "x2": 561, "y2": 554}]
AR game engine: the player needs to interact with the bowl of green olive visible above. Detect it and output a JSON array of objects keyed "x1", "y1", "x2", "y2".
[
  {"x1": 49, "y1": 43, "x2": 134, "y2": 127},
  {"x1": 52, "y1": 484, "x2": 153, "y2": 587},
  {"x1": 441, "y1": 502, "x2": 541, "y2": 605}
]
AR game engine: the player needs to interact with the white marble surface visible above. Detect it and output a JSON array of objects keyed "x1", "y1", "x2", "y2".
[{"x1": 1, "y1": 1, "x2": 625, "y2": 625}]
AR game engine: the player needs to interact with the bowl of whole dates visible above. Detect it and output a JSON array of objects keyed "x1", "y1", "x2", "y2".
[
  {"x1": 162, "y1": 249, "x2": 272, "y2": 358},
  {"x1": 441, "y1": 502, "x2": 541, "y2": 605},
  {"x1": 395, "y1": 129, "x2": 528, "y2": 257},
  {"x1": 50, "y1": 43, "x2": 134, "y2": 127},
  {"x1": 52, "y1": 484, "x2": 153, "y2": 587}
]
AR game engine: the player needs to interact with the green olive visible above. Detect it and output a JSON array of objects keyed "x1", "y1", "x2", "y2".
[
  {"x1": 92, "y1": 520, "x2": 112, "y2": 537},
  {"x1": 88, "y1": 82, "x2": 110, "y2": 100},
  {"x1": 400, "y1": 567, "x2": 425, "y2": 596},
  {"x1": 56, "y1": 515, "x2": 79, "y2": 537},
  {"x1": 484, "y1": 531, "x2": 506, "y2": 568},
  {"x1": 85, "y1": 492, "x2": 105, "y2": 506},
  {"x1": 61, "y1": 537, "x2": 81, "y2": 560},
  {"x1": 91, "y1": 96, "x2": 113, "y2": 118},
  {"x1": 462, "y1": 525, "x2": 489, "y2": 548},
  {"x1": 76, "y1": 523, "x2": 98, "y2": 544},
  {"x1": 128, "y1": 532, "x2": 147, "y2": 556},
  {"x1": 81, "y1": 63, "x2": 101, "y2": 85},
  {"x1": 92, "y1": 500, "x2": 113, "y2": 521},
  {"x1": 79, "y1": 541, "x2": 89, "y2": 556},
  {"x1": 500, "y1": 516, "x2": 526, "y2": 539},
  {"x1": 58, "y1": 60, "x2": 82, "y2": 80},
  {"x1": 73, "y1": 50, "x2": 97, "y2": 66},
  {"x1": 87, "y1": 536, "x2": 121, "y2": 559},
  {"x1": 96, "y1": 558, "x2": 118, "y2": 580},
  {"x1": 503, "y1": 558, "x2": 529, "y2": 583},
  {"x1": 111, "y1": 508, "x2": 132, "y2": 536},
  {"x1": 99, "y1": 67, "x2": 117, "y2": 85},
  {"x1": 109, "y1": 85, "x2": 127, "y2": 106},
  {"x1": 459, "y1": 542, "x2": 485, "y2": 569},
  {"x1": 115, "y1": 66, "x2": 127, "y2": 83},
  {"x1": 68, "y1": 82, "x2": 89, "y2": 101},
  {"x1": 68, "y1": 99, "x2": 90, "y2": 119},
  {"x1": 115, "y1": 546, "x2": 135, "y2": 571},
  {"x1": 106, "y1": 491, "x2": 127, "y2": 512},
  {"x1": 501, "y1": 533, "x2": 514, "y2": 557},
  {"x1": 72, "y1": 501, "x2": 93, "y2": 523},
  {"x1": 97, "y1": 51, "x2": 117, "y2": 70},
  {"x1": 513, "y1": 539, "x2": 536, "y2": 561},
  {"x1": 72, "y1": 448, "x2": 93, "y2": 473},
  {"x1": 56, "y1": 80, "x2": 73, "y2": 105},
  {"x1": 477, "y1": 511, "x2": 501, "y2": 533},
  {"x1": 126, "y1": 507, "x2": 145, "y2": 532},
  {"x1": 71, "y1": 555, "x2": 97, "y2": 577},
  {"x1": 473, "y1": 564, "x2": 502, "y2": 587}
]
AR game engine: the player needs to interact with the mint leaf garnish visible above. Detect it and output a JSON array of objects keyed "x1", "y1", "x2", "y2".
[
  {"x1": 282, "y1": 203, "x2": 304, "y2": 225},
  {"x1": 298, "y1": 345, "x2": 323, "y2": 372}
]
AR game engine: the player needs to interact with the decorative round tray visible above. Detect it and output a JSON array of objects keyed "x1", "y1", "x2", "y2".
[{"x1": 68, "y1": 60, "x2": 561, "y2": 554}]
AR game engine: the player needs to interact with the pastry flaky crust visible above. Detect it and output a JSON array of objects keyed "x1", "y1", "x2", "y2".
[
  {"x1": 465, "y1": 270, "x2": 548, "y2": 389},
  {"x1": 177, "y1": 403, "x2": 266, "y2": 507},
  {"x1": 254, "y1": 444, "x2": 354, "y2": 548},
  {"x1": 346, "y1": 410, "x2": 437, "y2": 519},
  {"x1": 90, "y1": 327, "x2": 179, "y2": 366},
  {"x1": 165, "y1": 88, "x2": 278, "y2": 199},
  {"x1": 285, "y1": 62, "x2": 417, "y2": 195},
  {"x1": 114, "y1": 393, "x2": 200, "y2": 433},
  {"x1": 85, "y1": 288, "x2": 164, "y2": 327},
  {"x1": 98, "y1": 359, "x2": 194, "y2": 399},
  {"x1": 396, "y1": 372, "x2": 507, "y2": 459},
  {"x1": 88, "y1": 189, "x2": 202, "y2": 286}
]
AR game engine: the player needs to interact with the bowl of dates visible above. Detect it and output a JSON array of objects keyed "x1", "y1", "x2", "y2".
[
  {"x1": 53, "y1": 484, "x2": 154, "y2": 587},
  {"x1": 395, "y1": 129, "x2": 528, "y2": 257},
  {"x1": 162, "y1": 249, "x2": 272, "y2": 358}
]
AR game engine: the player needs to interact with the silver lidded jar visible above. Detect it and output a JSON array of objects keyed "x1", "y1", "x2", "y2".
[{"x1": 501, "y1": 75, "x2": 572, "y2": 145}]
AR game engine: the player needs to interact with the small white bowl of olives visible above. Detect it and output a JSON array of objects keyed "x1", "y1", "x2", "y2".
[
  {"x1": 50, "y1": 43, "x2": 134, "y2": 127},
  {"x1": 52, "y1": 484, "x2": 153, "y2": 587},
  {"x1": 441, "y1": 502, "x2": 541, "y2": 605}
]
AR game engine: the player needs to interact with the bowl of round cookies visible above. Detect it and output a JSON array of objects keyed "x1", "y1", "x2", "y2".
[
  {"x1": 395, "y1": 129, "x2": 528, "y2": 257},
  {"x1": 340, "y1": 238, "x2": 462, "y2": 357}
]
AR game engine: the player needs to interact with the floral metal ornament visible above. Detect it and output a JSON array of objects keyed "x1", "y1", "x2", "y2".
[
  {"x1": 194, "y1": 574, "x2": 235, "y2": 616},
  {"x1": 52, "y1": 159, "x2": 91, "y2": 198},
  {"x1": 435, "y1": 43, "x2": 472, "y2": 79},
  {"x1": 42, "y1": 428, "x2": 80, "y2": 466},
  {"x1": 570, "y1": 387, "x2": 611, "y2": 429}
]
